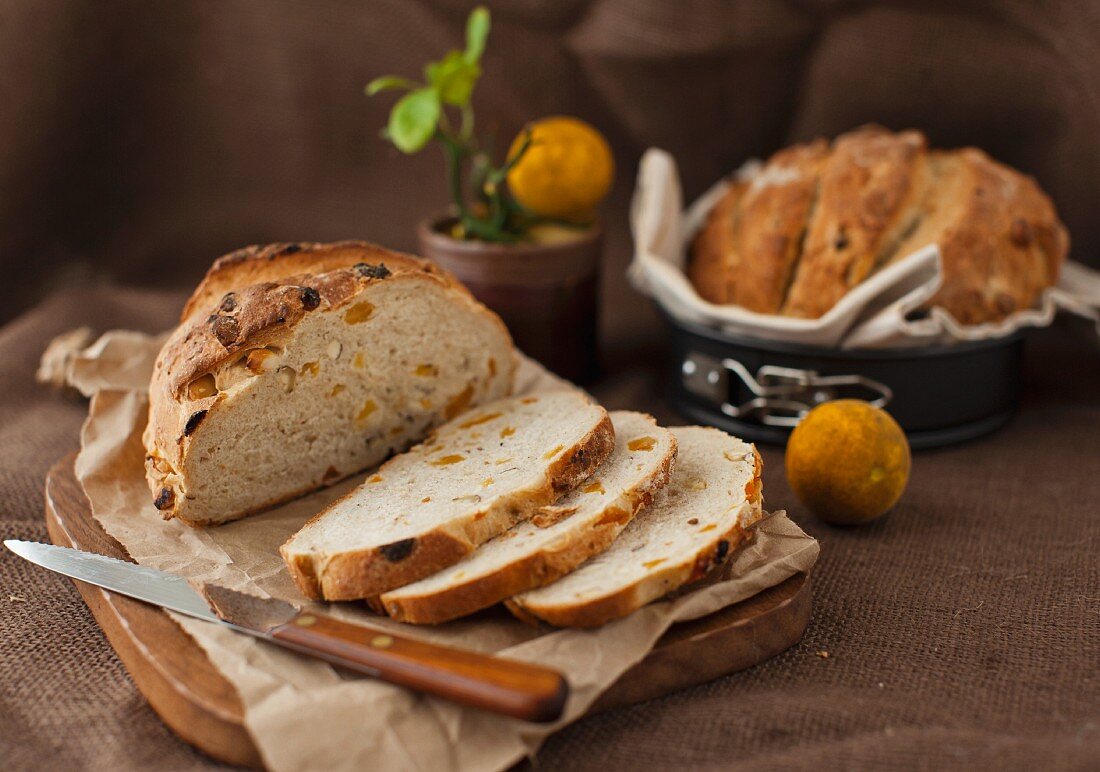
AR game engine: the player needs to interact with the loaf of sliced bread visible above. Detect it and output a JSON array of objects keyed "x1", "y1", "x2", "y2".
[
  {"x1": 376, "y1": 411, "x2": 677, "y2": 624},
  {"x1": 280, "y1": 392, "x2": 615, "y2": 601},
  {"x1": 506, "y1": 426, "x2": 763, "y2": 628},
  {"x1": 144, "y1": 242, "x2": 515, "y2": 527}
]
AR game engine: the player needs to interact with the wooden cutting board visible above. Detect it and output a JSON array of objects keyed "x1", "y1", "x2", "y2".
[{"x1": 44, "y1": 453, "x2": 811, "y2": 768}]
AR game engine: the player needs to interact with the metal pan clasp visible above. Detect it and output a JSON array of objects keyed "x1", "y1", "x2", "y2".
[{"x1": 681, "y1": 354, "x2": 893, "y2": 428}]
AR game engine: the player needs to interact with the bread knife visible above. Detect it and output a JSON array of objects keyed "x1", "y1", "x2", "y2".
[{"x1": 4, "y1": 539, "x2": 567, "y2": 723}]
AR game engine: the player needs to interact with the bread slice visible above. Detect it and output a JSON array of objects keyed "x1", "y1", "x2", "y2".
[
  {"x1": 376, "y1": 411, "x2": 677, "y2": 624},
  {"x1": 144, "y1": 241, "x2": 516, "y2": 526},
  {"x1": 280, "y1": 392, "x2": 615, "y2": 601},
  {"x1": 506, "y1": 426, "x2": 763, "y2": 628}
]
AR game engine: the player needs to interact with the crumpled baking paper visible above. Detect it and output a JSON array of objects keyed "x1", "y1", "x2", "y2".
[
  {"x1": 56, "y1": 328, "x2": 818, "y2": 772},
  {"x1": 629, "y1": 148, "x2": 1100, "y2": 349}
]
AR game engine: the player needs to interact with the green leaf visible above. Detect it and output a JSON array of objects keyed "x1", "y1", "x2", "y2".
[
  {"x1": 365, "y1": 75, "x2": 418, "y2": 96},
  {"x1": 425, "y1": 50, "x2": 480, "y2": 107},
  {"x1": 465, "y1": 6, "x2": 490, "y2": 63},
  {"x1": 387, "y1": 88, "x2": 441, "y2": 153}
]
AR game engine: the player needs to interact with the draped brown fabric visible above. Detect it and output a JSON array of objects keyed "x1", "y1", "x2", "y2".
[
  {"x1": 1, "y1": 2, "x2": 1098, "y2": 769},
  {"x1": 3, "y1": 1, "x2": 1100, "y2": 334}
]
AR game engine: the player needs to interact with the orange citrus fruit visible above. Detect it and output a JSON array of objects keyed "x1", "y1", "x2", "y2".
[
  {"x1": 506, "y1": 116, "x2": 614, "y2": 222},
  {"x1": 785, "y1": 400, "x2": 911, "y2": 525}
]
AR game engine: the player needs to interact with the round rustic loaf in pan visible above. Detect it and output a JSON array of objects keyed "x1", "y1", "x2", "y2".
[{"x1": 689, "y1": 125, "x2": 1069, "y2": 325}]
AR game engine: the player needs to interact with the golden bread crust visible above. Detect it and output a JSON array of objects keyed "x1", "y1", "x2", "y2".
[
  {"x1": 782, "y1": 126, "x2": 928, "y2": 318},
  {"x1": 378, "y1": 424, "x2": 677, "y2": 624},
  {"x1": 180, "y1": 241, "x2": 425, "y2": 322},
  {"x1": 280, "y1": 411, "x2": 617, "y2": 601},
  {"x1": 144, "y1": 241, "x2": 516, "y2": 526},
  {"x1": 734, "y1": 139, "x2": 829, "y2": 313},
  {"x1": 920, "y1": 149, "x2": 1068, "y2": 324},
  {"x1": 688, "y1": 181, "x2": 745, "y2": 305},
  {"x1": 505, "y1": 447, "x2": 763, "y2": 628},
  {"x1": 687, "y1": 126, "x2": 1068, "y2": 325}
]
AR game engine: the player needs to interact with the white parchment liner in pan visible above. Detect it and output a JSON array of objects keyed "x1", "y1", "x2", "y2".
[{"x1": 629, "y1": 148, "x2": 1100, "y2": 349}]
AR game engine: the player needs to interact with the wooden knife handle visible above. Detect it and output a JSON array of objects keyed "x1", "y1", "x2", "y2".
[{"x1": 269, "y1": 612, "x2": 568, "y2": 723}]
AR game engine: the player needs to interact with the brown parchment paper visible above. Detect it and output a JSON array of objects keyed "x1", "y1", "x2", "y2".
[{"x1": 60, "y1": 329, "x2": 819, "y2": 772}]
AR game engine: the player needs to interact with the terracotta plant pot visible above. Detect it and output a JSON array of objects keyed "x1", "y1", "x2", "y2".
[{"x1": 418, "y1": 217, "x2": 601, "y2": 384}]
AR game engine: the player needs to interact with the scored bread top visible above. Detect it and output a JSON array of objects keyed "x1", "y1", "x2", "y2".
[
  {"x1": 159, "y1": 242, "x2": 487, "y2": 400},
  {"x1": 506, "y1": 426, "x2": 763, "y2": 628},
  {"x1": 734, "y1": 138, "x2": 829, "y2": 313},
  {"x1": 890, "y1": 148, "x2": 1070, "y2": 324},
  {"x1": 376, "y1": 411, "x2": 677, "y2": 624},
  {"x1": 179, "y1": 241, "x2": 423, "y2": 323},
  {"x1": 280, "y1": 391, "x2": 615, "y2": 601},
  {"x1": 689, "y1": 125, "x2": 1068, "y2": 324},
  {"x1": 782, "y1": 127, "x2": 929, "y2": 318},
  {"x1": 688, "y1": 180, "x2": 745, "y2": 306}
]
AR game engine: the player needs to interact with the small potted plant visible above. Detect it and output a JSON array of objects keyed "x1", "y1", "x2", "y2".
[{"x1": 366, "y1": 6, "x2": 612, "y2": 383}]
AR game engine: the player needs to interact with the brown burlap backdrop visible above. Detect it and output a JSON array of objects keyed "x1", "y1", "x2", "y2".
[
  {"x1": 4, "y1": 0, "x2": 1100, "y2": 336},
  {"x1": 2, "y1": 1, "x2": 1099, "y2": 770}
]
